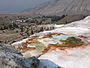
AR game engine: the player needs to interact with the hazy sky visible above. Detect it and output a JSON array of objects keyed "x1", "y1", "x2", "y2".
[{"x1": 0, "y1": 0, "x2": 50, "y2": 13}]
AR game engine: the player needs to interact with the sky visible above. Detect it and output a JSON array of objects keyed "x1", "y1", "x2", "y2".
[{"x1": 0, "y1": 0, "x2": 50, "y2": 13}]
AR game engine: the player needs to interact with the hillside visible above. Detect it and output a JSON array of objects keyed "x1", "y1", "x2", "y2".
[{"x1": 23, "y1": 0, "x2": 90, "y2": 16}]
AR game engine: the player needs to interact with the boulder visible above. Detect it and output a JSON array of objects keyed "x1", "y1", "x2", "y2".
[{"x1": 0, "y1": 43, "x2": 40, "y2": 68}]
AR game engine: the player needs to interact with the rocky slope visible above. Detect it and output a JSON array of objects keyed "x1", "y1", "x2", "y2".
[
  {"x1": 12, "y1": 16, "x2": 90, "y2": 68},
  {"x1": 24, "y1": 0, "x2": 90, "y2": 16}
]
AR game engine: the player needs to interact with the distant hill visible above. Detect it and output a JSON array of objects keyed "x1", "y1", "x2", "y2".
[{"x1": 23, "y1": 0, "x2": 90, "y2": 16}]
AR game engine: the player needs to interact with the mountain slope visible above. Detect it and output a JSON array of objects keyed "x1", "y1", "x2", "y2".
[{"x1": 23, "y1": 0, "x2": 90, "y2": 16}]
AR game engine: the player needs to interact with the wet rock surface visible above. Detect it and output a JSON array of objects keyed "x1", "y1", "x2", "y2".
[
  {"x1": 0, "y1": 44, "x2": 40, "y2": 68},
  {"x1": 12, "y1": 16, "x2": 90, "y2": 68}
]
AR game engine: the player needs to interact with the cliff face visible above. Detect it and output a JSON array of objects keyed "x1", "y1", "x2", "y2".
[{"x1": 24, "y1": 0, "x2": 90, "y2": 16}]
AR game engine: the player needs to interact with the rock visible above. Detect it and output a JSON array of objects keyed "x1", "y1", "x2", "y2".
[
  {"x1": 12, "y1": 16, "x2": 90, "y2": 68},
  {"x1": 38, "y1": 43, "x2": 90, "y2": 68},
  {"x1": 0, "y1": 44, "x2": 40, "y2": 68}
]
